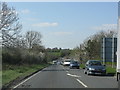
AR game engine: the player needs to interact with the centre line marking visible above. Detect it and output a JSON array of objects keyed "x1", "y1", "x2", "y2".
[
  {"x1": 67, "y1": 73, "x2": 81, "y2": 78},
  {"x1": 76, "y1": 79, "x2": 88, "y2": 88}
]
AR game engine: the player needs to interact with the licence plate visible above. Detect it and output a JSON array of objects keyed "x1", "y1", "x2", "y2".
[{"x1": 95, "y1": 73, "x2": 101, "y2": 74}]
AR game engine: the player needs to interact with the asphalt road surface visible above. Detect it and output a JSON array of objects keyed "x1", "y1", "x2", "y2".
[{"x1": 14, "y1": 64, "x2": 118, "y2": 88}]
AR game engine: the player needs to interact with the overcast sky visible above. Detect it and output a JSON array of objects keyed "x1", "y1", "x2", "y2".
[{"x1": 8, "y1": 2, "x2": 118, "y2": 49}]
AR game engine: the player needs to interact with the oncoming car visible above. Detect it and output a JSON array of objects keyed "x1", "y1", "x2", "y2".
[{"x1": 84, "y1": 60, "x2": 106, "y2": 75}]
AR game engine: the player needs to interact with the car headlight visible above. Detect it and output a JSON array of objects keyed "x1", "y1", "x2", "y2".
[{"x1": 89, "y1": 68, "x2": 95, "y2": 70}]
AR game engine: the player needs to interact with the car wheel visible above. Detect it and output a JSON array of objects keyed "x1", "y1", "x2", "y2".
[
  {"x1": 84, "y1": 70, "x2": 87, "y2": 74},
  {"x1": 70, "y1": 66, "x2": 73, "y2": 69},
  {"x1": 103, "y1": 72, "x2": 106, "y2": 76},
  {"x1": 87, "y1": 70, "x2": 90, "y2": 75}
]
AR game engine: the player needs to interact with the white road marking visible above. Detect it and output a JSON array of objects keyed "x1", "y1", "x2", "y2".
[
  {"x1": 66, "y1": 71, "x2": 69, "y2": 73},
  {"x1": 76, "y1": 79, "x2": 88, "y2": 88},
  {"x1": 67, "y1": 73, "x2": 81, "y2": 78},
  {"x1": 62, "y1": 67, "x2": 65, "y2": 69},
  {"x1": 13, "y1": 67, "x2": 47, "y2": 89}
]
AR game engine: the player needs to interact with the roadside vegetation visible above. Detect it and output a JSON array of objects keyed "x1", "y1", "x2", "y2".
[
  {"x1": 80, "y1": 64, "x2": 85, "y2": 69},
  {"x1": 71, "y1": 31, "x2": 117, "y2": 75},
  {"x1": 1, "y1": 2, "x2": 117, "y2": 88},
  {"x1": 2, "y1": 64, "x2": 50, "y2": 85},
  {"x1": 106, "y1": 66, "x2": 116, "y2": 74},
  {"x1": 1, "y1": 2, "x2": 72, "y2": 87}
]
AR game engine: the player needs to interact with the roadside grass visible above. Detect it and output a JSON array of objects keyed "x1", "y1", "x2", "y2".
[
  {"x1": 106, "y1": 66, "x2": 116, "y2": 74},
  {"x1": 105, "y1": 62, "x2": 117, "y2": 66},
  {"x1": 105, "y1": 62, "x2": 116, "y2": 74},
  {"x1": 2, "y1": 64, "x2": 49, "y2": 86},
  {"x1": 80, "y1": 64, "x2": 85, "y2": 69},
  {"x1": 0, "y1": 71, "x2": 2, "y2": 87}
]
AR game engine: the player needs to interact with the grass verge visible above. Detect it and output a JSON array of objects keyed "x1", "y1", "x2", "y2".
[
  {"x1": 0, "y1": 71, "x2": 2, "y2": 88},
  {"x1": 106, "y1": 66, "x2": 116, "y2": 74},
  {"x1": 2, "y1": 63, "x2": 50, "y2": 86},
  {"x1": 80, "y1": 64, "x2": 85, "y2": 69}
]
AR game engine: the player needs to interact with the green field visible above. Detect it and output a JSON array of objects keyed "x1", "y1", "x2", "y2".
[{"x1": 2, "y1": 64, "x2": 49, "y2": 86}]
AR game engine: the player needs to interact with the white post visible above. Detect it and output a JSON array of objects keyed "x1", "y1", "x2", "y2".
[
  {"x1": 112, "y1": 37, "x2": 114, "y2": 68},
  {"x1": 117, "y1": 17, "x2": 120, "y2": 73},
  {"x1": 103, "y1": 38, "x2": 105, "y2": 65}
]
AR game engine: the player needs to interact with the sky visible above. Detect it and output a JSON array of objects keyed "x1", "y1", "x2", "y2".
[{"x1": 8, "y1": 2, "x2": 118, "y2": 49}]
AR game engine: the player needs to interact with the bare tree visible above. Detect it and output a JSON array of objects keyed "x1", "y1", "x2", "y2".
[
  {"x1": 25, "y1": 31, "x2": 42, "y2": 49},
  {"x1": 0, "y1": 2, "x2": 22, "y2": 47}
]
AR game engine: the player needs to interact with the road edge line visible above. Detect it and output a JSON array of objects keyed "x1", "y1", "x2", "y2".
[{"x1": 13, "y1": 67, "x2": 48, "y2": 89}]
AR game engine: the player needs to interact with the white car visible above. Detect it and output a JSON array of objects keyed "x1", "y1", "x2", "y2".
[
  {"x1": 63, "y1": 59, "x2": 71, "y2": 66},
  {"x1": 53, "y1": 60, "x2": 57, "y2": 64}
]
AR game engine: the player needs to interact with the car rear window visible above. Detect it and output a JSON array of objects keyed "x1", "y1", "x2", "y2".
[
  {"x1": 65, "y1": 60, "x2": 71, "y2": 62},
  {"x1": 71, "y1": 61, "x2": 78, "y2": 64}
]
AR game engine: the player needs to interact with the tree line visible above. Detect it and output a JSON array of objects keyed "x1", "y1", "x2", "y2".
[
  {"x1": 1, "y1": 2, "x2": 72, "y2": 67},
  {"x1": 1, "y1": 2, "x2": 117, "y2": 67},
  {"x1": 71, "y1": 30, "x2": 117, "y2": 64},
  {"x1": 1, "y1": 2, "x2": 47, "y2": 66}
]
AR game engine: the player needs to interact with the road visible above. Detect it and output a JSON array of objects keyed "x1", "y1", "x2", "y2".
[{"x1": 14, "y1": 64, "x2": 118, "y2": 88}]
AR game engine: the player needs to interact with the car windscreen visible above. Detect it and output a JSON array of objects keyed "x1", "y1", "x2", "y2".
[{"x1": 90, "y1": 61, "x2": 102, "y2": 66}]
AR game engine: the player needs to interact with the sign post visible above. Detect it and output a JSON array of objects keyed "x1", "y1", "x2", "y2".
[
  {"x1": 117, "y1": 1, "x2": 120, "y2": 83},
  {"x1": 102, "y1": 38, "x2": 117, "y2": 64}
]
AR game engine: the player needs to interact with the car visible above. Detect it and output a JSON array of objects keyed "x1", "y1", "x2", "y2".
[
  {"x1": 69, "y1": 60, "x2": 80, "y2": 69},
  {"x1": 63, "y1": 59, "x2": 71, "y2": 66},
  {"x1": 84, "y1": 60, "x2": 106, "y2": 75},
  {"x1": 57, "y1": 61, "x2": 61, "y2": 65},
  {"x1": 53, "y1": 60, "x2": 57, "y2": 64},
  {"x1": 60, "y1": 60, "x2": 64, "y2": 65}
]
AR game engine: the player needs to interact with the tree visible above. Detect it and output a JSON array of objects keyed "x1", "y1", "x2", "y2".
[
  {"x1": 25, "y1": 31, "x2": 42, "y2": 49},
  {"x1": 32, "y1": 44, "x2": 45, "y2": 52},
  {"x1": 60, "y1": 49, "x2": 71, "y2": 57},
  {"x1": 83, "y1": 30, "x2": 117, "y2": 60},
  {"x1": 0, "y1": 2, "x2": 22, "y2": 47},
  {"x1": 72, "y1": 30, "x2": 117, "y2": 63}
]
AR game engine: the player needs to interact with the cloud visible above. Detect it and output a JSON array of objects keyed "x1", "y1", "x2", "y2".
[
  {"x1": 52, "y1": 32, "x2": 73, "y2": 36},
  {"x1": 20, "y1": 9, "x2": 30, "y2": 14},
  {"x1": 32, "y1": 22, "x2": 58, "y2": 27},
  {"x1": 92, "y1": 24, "x2": 117, "y2": 31}
]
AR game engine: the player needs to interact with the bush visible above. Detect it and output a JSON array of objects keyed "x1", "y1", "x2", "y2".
[
  {"x1": 2, "y1": 47, "x2": 46, "y2": 65},
  {"x1": 2, "y1": 48, "x2": 22, "y2": 64}
]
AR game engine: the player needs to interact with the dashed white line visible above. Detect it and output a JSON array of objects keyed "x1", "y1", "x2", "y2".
[
  {"x1": 67, "y1": 73, "x2": 81, "y2": 78},
  {"x1": 66, "y1": 71, "x2": 69, "y2": 73},
  {"x1": 76, "y1": 79, "x2": 88, "y2": 88}
]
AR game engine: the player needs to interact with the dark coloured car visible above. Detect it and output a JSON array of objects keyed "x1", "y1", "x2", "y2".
[
  {"x1": 84, "y1": 60, "x2": 106, "y2": 75},
  {"x1": 69, "y1": 61, "x2": 80, "y2": 69}
]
